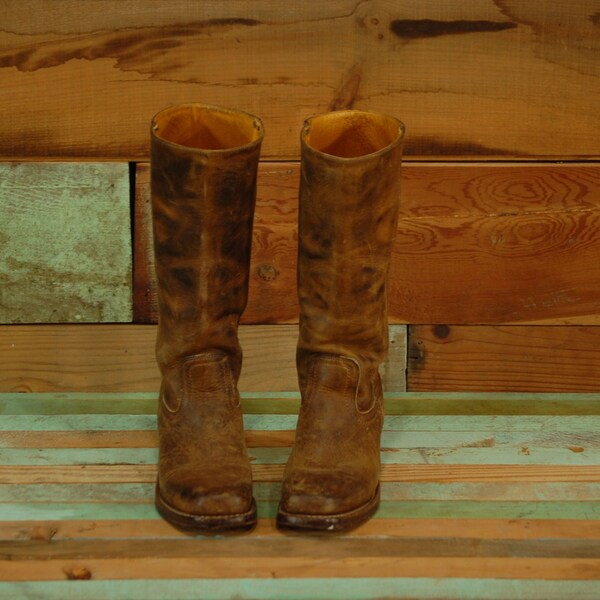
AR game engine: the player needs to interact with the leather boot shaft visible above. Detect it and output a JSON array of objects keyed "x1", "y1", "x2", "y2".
[
  {"x1": 151, "y1": 104, "x2": 264, "y2": 378},
  {"x1": 297, "y1": 110, "x2": 404, "y2": 404},
  {"x1": 278, "y1": 110, "x2": 404, "y2": 532},
  {"x1": 151, "y1": 104, "x2": 264, "y2": 533}
]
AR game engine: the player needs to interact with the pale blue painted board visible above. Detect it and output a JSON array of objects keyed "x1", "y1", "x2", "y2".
[
  {"x1": 0, "y1": 415, "x2": 157, "y2": 431},
  {"x1": 2, "y1": 414, "x2": 600, "y2": 438},
  {"x1": 2, "y1": 482, "x2": 599, "y2": 504},
  {"x1": 1, "y1": 579, "x2": 599, "y2": 600},
  {"x1": 1, "y1": 501, "x2": 599, "y2": 521},
  {"x1": 383, "y1": 415, "x2": 600, "y2": 432},
  {"x1": 0, "y1": 446, "x2": 597, "y2": 466},
  {"x1": 380, "y1": 430, "x2": 600, "y2": 448}
]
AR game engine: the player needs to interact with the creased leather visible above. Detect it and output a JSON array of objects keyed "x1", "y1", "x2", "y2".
[
  {"x1": 151, "y1": 104, "x2": 263, "y2": 527},
  {"x1": 280, "y1": 110, "x2": 404, "y2": 527},
  {"x1": 157, "y1": 353, "x2": 252, "y2": 516}
]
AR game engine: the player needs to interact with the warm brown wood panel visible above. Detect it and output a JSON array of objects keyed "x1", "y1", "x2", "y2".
[
  {"x1": 1, "y1": 1, "x2": 598, "y2": 159},
  {"x1": 135, "y1": 163, "x2": 600, "y2": 325},
  {"x1": 0, "y1": 324, "x2": 406, "y2": 393},
  {"x1": 408, "y1": 325, "x2": 600, "y2": 392}
]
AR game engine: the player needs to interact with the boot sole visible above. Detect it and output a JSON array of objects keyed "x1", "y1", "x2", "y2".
[
  {"x1": 275, "y1": 485, "x2": 380, "y2": 533},
  {"x1": 155, "y1": 483, "x2": 257, "y2": 534}
]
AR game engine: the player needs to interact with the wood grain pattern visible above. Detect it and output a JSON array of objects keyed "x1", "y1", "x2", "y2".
[
  {"x1": 0, "y1": 163, "x2": 132, "y2": 324},
  {"x1": 4, "y1": 517, "x2": 599, "y2": 542},
  {"x1": 3, "y1": 464, "x2": 600, "y2": 485},
  {"x1": 408, "y1": 325, "x2": 600, "y2": 392},
  {"x1": 1, "y1": 555, "x2": 599, "y2": 582},
  {"x1": 134, "y1": 162, "x2": 600, "y2": 325},
  {"x1": 0, "y1": 391, "x2": 599, "y2": 591},
  {"x1": 0, "y1": 324, "x2": 406, "y2": 393},
  {"x1": 0, "y1": 1, "x2": 599, "y2": 159}
]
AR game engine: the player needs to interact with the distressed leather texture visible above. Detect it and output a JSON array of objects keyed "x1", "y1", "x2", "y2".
[
  {"x1": 279, "y1": 110, "x2": 404, "y2": 529},
  {"x1": 151, "y1": 104, "x2": 263, "y2": 528},
  {"x1": 157, "y1": 353, "x2": 252, "y2": 516},
  {"x1": 282, "y1": 354, "x2": 384, "y2": 516}
]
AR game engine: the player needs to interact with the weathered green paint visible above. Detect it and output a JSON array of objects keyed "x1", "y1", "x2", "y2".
[
  {"x1": 0, "y1": 448, "x2": 160, "y2": 465},
  {"x1": 0, "y1": 415, "x2": 157, "y2": 431},
  {"x1": 2, "y1": 482, "x2": 599, "y2": 504},
  {"x1": 3, "y1": 392, "x2": 600, "y2": 415},
  {"x1": 381, "y1": 430, "x2": 600, "y2": 448},
  {"x1": 0, "y1": 163, "x2": 132, "y2": 323},
  {"x1": 0, "y1": 397, "x2": 158, "y2": 415},
  {"x1": 383, "y1": 395, "x2": 600, "y2": 416},
  {"x1": 1, "y1": 391, "x2": 599, "y2": 597},
  {"x1": 383, "y1": 415, "x2": 600, "y2": 433},
  {"x1": 291, "y1": 501, "x2": 600, "y2": 521},
  {"x1": 2, "y1": 413, "x2": 600, "y2": 440},
  {"x1": 1, "y1": 579, "x2": 599, "y2": 600},
  {"x1": 0, "y1": 502, "x2": 159, "y2": 521},
  {"x1": 0, "y1": 445, "x2": 597, "y2": 466},
  {"x1": 1, "y1": 500, "x2": 598, "y2": 522}
]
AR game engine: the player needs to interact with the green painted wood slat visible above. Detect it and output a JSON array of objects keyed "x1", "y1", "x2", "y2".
[
  {"x1": 2, "y1": 392, "x2": 600, "y2": 415},
  {"x1": 1, "y1": 501, "x2": 600, "y2": 522},
  {"x1": 2, "y1": 482, "x2": 599, "y2": 503},
  {"x1": 1, "y1": 578, "x2": 599, "y2": 600},
  {"x1": 0, "y1": 446, "x2": 596, "y2": 466}
]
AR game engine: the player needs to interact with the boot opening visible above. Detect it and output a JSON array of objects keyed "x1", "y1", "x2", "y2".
[
  {"x1": 152, "y1": 104, "x2": 263, "y2": 151},
  {"x1": 303, "y1": 110, "x2": 403, "y2": 158}
]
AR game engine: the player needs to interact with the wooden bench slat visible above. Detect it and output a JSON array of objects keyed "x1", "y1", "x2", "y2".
[
  {"x1": 4, "y1": 536, "x2": 600, "y2": 561},
  {"x1": 2, "y1": 500, "x2": 600, "y2": 523},
  {"x1": 3, "y1": 518, "x2": 599, "y2": 542},
  {"x1": 1, "y1": 388, "x2": 597, "y2": 589},
  {"x1": 0, "y1": 578, "x2": 598, "y2": 599},
  {"x1": 2, "y1": 464, "x2": 599, "y2": 485},
  {"x1": 3, "y1": 482, "x2": 599, "y2": 504},
  {"x1": 0, "y1": 445, "x2": 596, "y2": 467},
  {"x1": 0, "y1": 555, "x2": 598, "y2": 581}
]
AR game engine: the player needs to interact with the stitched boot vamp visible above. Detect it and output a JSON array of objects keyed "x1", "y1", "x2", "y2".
[
  {"x1": 281, "y1": 356, "x2": 383, "y2": 516},
  {"x1": 159, "y1": 460, "x2": 253, "y2": 516},
  {"x1": 157, "y1": 353, "x2": 253, "y2": 517}
]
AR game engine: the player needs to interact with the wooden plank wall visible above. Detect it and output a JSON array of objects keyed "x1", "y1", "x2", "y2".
[
  {"x1": 1, "y1": 1, "x2": 599, "y2": 159},
  {"x1": 1, "y1": 1, "x2": 600, "y2": 392}
]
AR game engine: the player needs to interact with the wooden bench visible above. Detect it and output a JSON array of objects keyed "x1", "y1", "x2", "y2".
[{"x1": 1, "y1": 389, "x2": 599, "y2": 598}]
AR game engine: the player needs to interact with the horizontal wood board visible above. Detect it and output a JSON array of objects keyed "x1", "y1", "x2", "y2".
[
  {"x1": 1, "y1": 1, "x2": 599, "y2": 159},
  {"x1": 7, "y1": 323, "x2": 600, "y2": 393},
  {"x1": 0, "y1": 163, "x2": 132, "y2": 323},
  {"x1": 0, "y1": 391, "x2": 599, "y2": 597},
  {"x1": 409, "y1": 325, "x2": 600, "y2": 392},
  {"x1": 135, "y1": 162, "x2": 600, "y2": 325},
  {"x1": 0, "y1": 579, "x2": 599, "y2": 600},
  {"x1": 0, "y1": 324, "x2": 406, "y2": 393}
]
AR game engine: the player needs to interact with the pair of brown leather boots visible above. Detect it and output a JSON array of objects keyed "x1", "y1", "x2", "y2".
[{"x1": 151, "y1": 104, "x2": 405, "y2": 534}]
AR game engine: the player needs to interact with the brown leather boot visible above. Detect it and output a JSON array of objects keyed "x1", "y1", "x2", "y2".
[
  {"x1": 277, "y1": 110, "x2": 405, "y2": 532},
  {"x1": 150, "y1": 103, "x2": 264, "y2": 533}
]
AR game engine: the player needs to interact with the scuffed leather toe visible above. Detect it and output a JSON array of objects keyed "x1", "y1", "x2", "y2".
[
  {"x1": 160, "y1": 464, "x2": 253, "y2": 517},
  {"x1": 281, "y1": 469, "x2": 373, "y2": 516}
]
